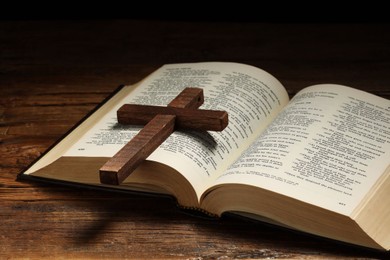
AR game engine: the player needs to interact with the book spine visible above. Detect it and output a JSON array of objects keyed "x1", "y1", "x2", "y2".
[{"x1": 176, "y1": 204, "x2": 219, "y2": 219}]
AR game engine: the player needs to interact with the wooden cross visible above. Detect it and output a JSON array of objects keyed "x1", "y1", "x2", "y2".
[{"x1": 99, "y1": 87, "x2": 228, "y2": 185}]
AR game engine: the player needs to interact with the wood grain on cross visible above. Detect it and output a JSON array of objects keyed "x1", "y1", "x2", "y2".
[{"x1": 99, "y1": 88, "x2": 228, "y2": 185}]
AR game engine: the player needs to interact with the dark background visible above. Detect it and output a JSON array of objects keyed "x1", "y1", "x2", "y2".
[{"x1": 1, "y1": 3, "x2": 389, "y2": 22}]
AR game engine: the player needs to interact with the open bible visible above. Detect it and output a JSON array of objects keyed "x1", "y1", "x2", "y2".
[{"x1": 19, "y1": 62, "x2": 390, "y2": 250}]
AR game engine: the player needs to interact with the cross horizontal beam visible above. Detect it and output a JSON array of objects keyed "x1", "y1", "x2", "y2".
[{"x1": 117, "y1": 104, "x2": 228, "y2": 131}]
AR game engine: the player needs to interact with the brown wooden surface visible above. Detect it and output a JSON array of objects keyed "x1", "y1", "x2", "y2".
[{"x1": 1, "y1": 20, "x2": 390, "y2": 259}]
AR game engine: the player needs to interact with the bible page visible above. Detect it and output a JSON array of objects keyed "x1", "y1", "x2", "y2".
[
  {"x1": 63, "y1": 62, "x2": 289, "y2": 200},
  {"x1": 216, "y1": 84, "x2": 390, "y2": 215}
]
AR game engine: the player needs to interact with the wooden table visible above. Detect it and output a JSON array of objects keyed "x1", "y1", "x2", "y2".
[{"x1": 1, "y1": 20, "x2": 389, "y2": 259}]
